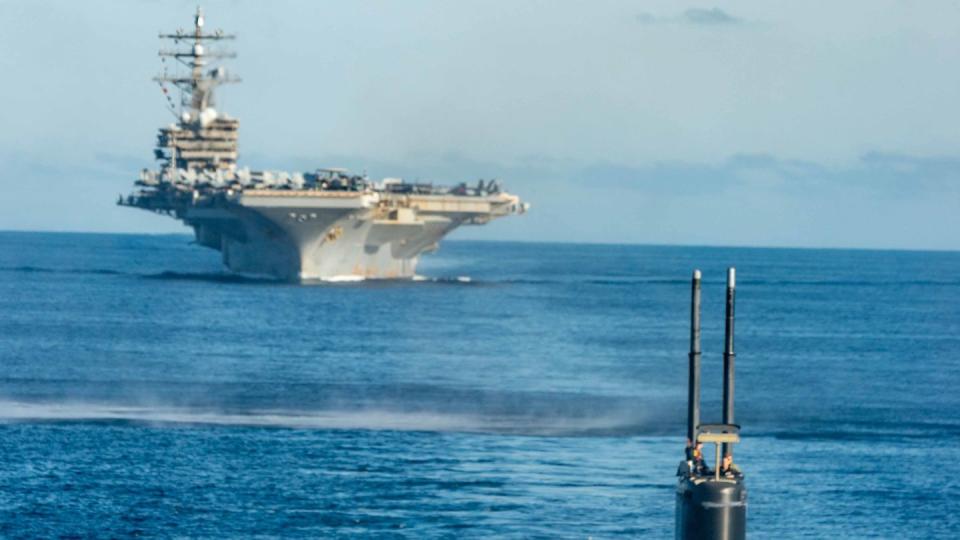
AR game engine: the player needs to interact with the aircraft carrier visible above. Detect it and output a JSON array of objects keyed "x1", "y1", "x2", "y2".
[{"x1": 120, "y1": 9, "x2": 528, "y2": 281}]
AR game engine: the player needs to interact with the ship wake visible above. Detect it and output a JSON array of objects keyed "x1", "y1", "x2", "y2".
[{"x1": 0, "y1": 398, "x2": 676, "y2": 437}]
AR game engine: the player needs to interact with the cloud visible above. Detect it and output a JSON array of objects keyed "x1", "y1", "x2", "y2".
[
  {"x1": 553, "y1": 152, "x2": 960, "y2": 249},
  {"x1": 635, "y1": 12, "x2": 658, "y2": 24},
  {"x1": 572, "y1": 152, "x2": 960, "y2": 198},
  {"x1": 682, "y1": 8, "x2": 741, "y2": 25},
  {"x1": 637, "y1": 7, "x2": 742, "y2": 26}
]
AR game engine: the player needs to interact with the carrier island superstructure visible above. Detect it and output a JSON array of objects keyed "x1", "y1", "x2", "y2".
[{"x1": 120, "y1": 9, "x2": 528, "y2": 281}]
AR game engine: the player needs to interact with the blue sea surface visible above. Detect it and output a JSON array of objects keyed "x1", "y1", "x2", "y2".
[{"x1": 0, "y1": 231, "x2": 958, "y2": 538}]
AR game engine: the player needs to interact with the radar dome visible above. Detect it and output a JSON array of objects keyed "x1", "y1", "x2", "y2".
[{"x1": 199, "y1": 107, "x2": 218, "y2": 127}]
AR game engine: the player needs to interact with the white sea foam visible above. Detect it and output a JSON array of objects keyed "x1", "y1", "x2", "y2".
[
  {"x1": 0, "y1": 401, "x2": 644, "y2": 435},
  {"x1": 412, "y1": 275, "x2": 472, "y2": 283},
  {"x1": 0, "y1": 401, "x2": 471, "y2": 431},
  {"x1": 319, "y1": 275, "x2": 366, "y2": 283}
]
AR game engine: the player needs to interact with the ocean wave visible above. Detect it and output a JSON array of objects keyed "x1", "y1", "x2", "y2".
[
  {"x1": 0, "y1": 266, "x2": 126, "y2": 276},
  {"x1": 743, "y1": 279, "x2": 960, "y2": 287},
  {"x1": 143, "y1": 271, "x2": 278, "y2": 284}
]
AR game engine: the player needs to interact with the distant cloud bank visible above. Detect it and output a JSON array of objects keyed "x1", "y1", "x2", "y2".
[
  {"x1": 576, "y1": 152, "x2": 960, "y2": 197},
  {"x1": 682, "y1": 8, "x2": 741, "y2": 25},
  {"x1": 637, "y1": 7, "x2": 742, "y2": 26}
]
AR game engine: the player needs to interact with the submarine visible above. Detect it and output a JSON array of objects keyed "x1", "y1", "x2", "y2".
[{"x1": 675, "y1": 268, "x2": 747, "y2": 540}]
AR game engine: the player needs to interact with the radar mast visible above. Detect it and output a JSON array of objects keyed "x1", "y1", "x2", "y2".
[
  {"x1": 153, "y1": 8, "x2": 241, "y2": 173},
  {"x1": 156, "y1": 7, "x2": 239, "y2": 118}
]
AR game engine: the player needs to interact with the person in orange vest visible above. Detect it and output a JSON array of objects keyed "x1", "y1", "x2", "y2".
[
  {"x1": 681, "y1": 439, "x2": 710, "y2": 476},
  {"x1": 691, "y1": 442, "x2": 709, "y2": 476}
]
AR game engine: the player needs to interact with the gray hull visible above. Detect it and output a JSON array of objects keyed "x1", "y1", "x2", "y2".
[{"x1": 177, "y1": 190, "x2": 519, "y2": 281}]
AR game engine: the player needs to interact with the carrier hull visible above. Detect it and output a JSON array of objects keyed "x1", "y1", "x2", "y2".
[{"x1": 127, "y1": 189, "x2": 522, "y2": 281}]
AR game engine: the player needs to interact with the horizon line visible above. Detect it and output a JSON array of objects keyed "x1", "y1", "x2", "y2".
[{"x1": 1, "y1": 228, "x2": 957, "y2": 255}]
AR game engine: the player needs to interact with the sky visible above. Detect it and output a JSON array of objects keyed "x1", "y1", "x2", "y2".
[{"x1": 0, "y1": 0, "x2": 957, "y2": 250}]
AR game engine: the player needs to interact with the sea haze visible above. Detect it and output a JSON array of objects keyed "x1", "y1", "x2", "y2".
[{"x1": 0, "y1": 232, "x2": 958, "y2": 538}]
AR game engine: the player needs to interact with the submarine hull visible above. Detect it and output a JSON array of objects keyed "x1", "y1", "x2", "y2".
[{"x1": 675, "y1": 477, "x2": 746, "y2": 540}]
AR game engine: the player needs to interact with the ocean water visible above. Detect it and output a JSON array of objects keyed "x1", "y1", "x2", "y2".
[{"x1": 0, "y1": 231, "x2": 958, "y2": 538}]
